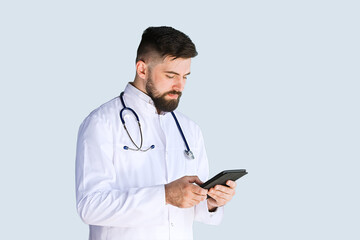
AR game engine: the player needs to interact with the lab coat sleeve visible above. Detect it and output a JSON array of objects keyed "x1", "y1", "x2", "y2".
[
  {"x1": 75, "y1": 114, "x2": 167, "y2": 227},
  {"x1": 193, "y1": 128, "x2": 224, "y2": 225}
]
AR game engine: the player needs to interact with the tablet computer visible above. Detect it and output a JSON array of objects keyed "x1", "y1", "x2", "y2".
[{"x1": 200, "y1": 169, "x2": 248, "y2": 189}]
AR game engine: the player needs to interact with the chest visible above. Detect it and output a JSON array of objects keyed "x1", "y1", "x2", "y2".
[{"x1": 112, "y1": 112, "x2": 199, "y2": 189}]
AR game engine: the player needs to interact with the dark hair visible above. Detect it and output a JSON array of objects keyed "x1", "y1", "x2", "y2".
[{"x1": 136, "y1": 26, "x2": 198, "y2": 63}]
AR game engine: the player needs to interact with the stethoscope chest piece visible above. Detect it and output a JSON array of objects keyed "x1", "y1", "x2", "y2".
[
  {"x1": 119, "y1": 91, "x2": 195, "y2": 159},
  {"x1": 184, "y1": 150, "x2": 195, "y2": 160}
]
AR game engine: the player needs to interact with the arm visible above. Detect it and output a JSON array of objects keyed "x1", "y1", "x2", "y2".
[{"x1": 75, "y1": 115, "x2": 167, "y2": 227}]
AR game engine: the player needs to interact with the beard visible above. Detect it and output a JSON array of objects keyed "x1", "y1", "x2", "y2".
[{"x1": 145, "y1": 76, "x2": 182, "y2": 113}]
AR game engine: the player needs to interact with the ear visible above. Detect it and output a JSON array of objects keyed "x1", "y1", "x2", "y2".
[{"x1": 136, "y1": 60, "x2": 147, "y2": 80}]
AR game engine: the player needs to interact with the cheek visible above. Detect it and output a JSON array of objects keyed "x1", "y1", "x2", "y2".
[
  {"x1": 153, "y1": 75, "x2": 172, "y2": 91},
  {"x1": 152, "y1": 72, "x2": 165, "y2": 85}
]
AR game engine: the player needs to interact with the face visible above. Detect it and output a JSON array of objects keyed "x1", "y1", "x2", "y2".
[{"x1": 145, "y1": 56, "x2": 191, "y2": 112}]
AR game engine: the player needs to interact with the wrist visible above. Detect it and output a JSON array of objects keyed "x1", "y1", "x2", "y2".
[{"x1": 207, "y1": 199, "x2": 218, "y2": 212}]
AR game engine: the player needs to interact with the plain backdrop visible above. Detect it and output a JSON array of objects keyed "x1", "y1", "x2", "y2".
[{"x1": 1, "y1": 1, "x2": 359, "y2": 239}]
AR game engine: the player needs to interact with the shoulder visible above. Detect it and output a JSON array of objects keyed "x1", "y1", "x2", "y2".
[{"x1": 80, "y1": 96, "x2": 120, "y2": 129}]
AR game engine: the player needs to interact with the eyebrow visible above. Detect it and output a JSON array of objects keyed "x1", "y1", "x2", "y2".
[{"x1": 164, "y1": 71, "x2": 191, "y2": 76}]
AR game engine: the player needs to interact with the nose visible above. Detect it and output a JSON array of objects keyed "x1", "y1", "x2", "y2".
[{"x1": 173, "y1": 76, "x2": 186, "y2": 92}]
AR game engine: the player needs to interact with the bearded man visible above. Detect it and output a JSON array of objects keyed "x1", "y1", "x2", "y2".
[{"x1": 75, "y1": 26, "x2": 237, "y2": 240}]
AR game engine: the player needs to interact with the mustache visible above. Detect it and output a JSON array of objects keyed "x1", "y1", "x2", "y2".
[{"x1": 163, "y1": 90, "x2": 182, "y2": 97}]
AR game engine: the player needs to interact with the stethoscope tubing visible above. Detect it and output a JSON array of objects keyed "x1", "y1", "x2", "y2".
[
  {"x1": 171, "y1": 112, "x2": 192, "y2": 157},
  {"x1": 119, "y1": 91, "x2": 194, "y2": 159}
]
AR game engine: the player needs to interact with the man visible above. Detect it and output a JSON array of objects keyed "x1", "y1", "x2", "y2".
[{"x1": 75, "y1": 26, "x2": 237, "y2": 240}]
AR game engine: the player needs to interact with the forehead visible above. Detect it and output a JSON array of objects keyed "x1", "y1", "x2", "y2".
[{"x1": 152, "y1": 56, "x2": 191, "y2": 73}]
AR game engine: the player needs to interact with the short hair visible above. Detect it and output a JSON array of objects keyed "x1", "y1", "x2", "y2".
[{"x1": 136, "y1": 26, "x2": 198, "y2": 63}]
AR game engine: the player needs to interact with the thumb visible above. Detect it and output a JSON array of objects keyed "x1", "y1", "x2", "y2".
[{"x1": 186, "y1": 175, "x2": 204, "y2": 185}]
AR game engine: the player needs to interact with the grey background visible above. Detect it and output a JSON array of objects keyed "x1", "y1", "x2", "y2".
[{"x1": 1, "y1": 0, "x2": 359, "y2": 239}]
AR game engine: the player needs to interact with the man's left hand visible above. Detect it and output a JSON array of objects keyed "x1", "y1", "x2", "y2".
[{"x1": 207, "y1": 180, "x2": 236, "y2": 212}]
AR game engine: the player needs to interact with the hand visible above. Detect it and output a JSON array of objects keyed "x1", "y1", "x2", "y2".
[
  {"x1": 207, "y1": 180, "x2": 236, "y2": 211},
  {"x1": 165, "y1": 176, "x2": 208, "y2": 208}
]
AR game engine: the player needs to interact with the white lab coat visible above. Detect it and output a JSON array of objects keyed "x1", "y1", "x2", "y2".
[{"x1": 75, "y1": 83, "x2": 223, "y2": 240}]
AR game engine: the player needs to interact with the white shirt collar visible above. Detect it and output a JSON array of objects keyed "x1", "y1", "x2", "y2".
[{"x1": 123, "y1": 83, "x2": 168, "y2": 115}]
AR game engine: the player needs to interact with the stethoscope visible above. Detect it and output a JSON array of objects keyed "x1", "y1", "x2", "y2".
[{"x1": 119, "y1": 92, "x2": 195, "y2": 160}]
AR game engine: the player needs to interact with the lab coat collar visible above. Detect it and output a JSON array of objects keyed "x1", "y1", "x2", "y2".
[{"x1": 124, "y1": 83, "x2": 168, "y2": 116}]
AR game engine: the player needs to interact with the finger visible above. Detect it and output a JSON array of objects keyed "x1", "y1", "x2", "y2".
[
  {"x1": 213, "y1": 185, "x2": 235, "y2": 196},
  {"x1": 186, "y1": 175, "x2": 204, "y2": 186},
  {"x1": 226, "y1": 180, "x2": 237, "y2": 188},
  {"x1": 208, "y1": 188, "x2": 231, "y2": 202},
  {"x1": 191, "y1": 184, "x2": 208, "y2": 196},
  {"x1": 207, "y1": 191, "x2": 227, "y2": 206},
  {"x1": 189, "y1": 198, "x2": 201, "y2": 207},
  {"x1": 184, "y1": 195, "x2": 204, "y2": 208},
  {"x1": 191, "y1": 193, "x2": 207, "y2": 202}
]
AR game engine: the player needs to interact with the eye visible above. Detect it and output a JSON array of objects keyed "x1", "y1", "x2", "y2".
[{"x1": 166, "y1": 75, "x2": 175, "y2": 79}]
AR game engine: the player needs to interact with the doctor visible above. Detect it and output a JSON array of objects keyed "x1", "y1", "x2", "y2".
[{"x1": 75, "y1": 26, "x2": 237, "y2": 240}]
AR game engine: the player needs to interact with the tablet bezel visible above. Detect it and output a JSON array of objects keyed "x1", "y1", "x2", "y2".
[{"x1": 200, "y1": 169, "x2": 248, "y2": 189}]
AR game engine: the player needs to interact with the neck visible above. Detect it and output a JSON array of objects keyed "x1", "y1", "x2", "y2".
[
  {"x1": 130, "y1": 78, "x2": 162, "y2": 114},
  {"x1": 132, "y1": 76, "x2": 147, "y2": 95}
]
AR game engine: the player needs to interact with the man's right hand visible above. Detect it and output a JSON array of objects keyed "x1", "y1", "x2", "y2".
[{"x1": 165, "y1": 176, "x2": 208, "y2": 208}]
